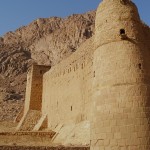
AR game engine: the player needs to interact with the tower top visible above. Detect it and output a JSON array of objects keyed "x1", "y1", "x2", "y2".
[{"x1": 94, "y1": 0, "x2": 142, "y2": 47}]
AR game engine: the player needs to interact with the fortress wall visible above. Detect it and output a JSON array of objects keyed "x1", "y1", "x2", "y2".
[
  {"x1": 91, "y1": 41, "x2": 150, "y2": 149},
  {"x1": 91, "y1": 1, "x2": 150, "y2": 149},
  {"x1": 24, "y1": 65, "x2": 51, "y2": 113},
  {"x1": 42, "y1": 38, "x2": 94, "y2": 129},
  {"x1": 17, "y1": 0, "x2": 150, "y2": 147}
]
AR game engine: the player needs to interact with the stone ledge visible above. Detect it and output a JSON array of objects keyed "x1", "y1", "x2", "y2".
[
  {"x1": 0, "y1": 131, "x2": 56, "y2": 138},
  {"x1": 0, "y1": 146, "x2": 90, "y2": 150}
]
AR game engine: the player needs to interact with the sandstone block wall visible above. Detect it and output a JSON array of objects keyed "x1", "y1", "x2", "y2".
[
  {"x1": 24, "y1": 65, "x2": 51, "y2": 114},
  {"x1": 91, "y1": 41, "x2": 150, "y2": 150},
  {"x1": 42, "y1": 38, "x2": 95, "y2": 129},
  {"x1": 94, "y1": 0, "x2": 144, "y2": 48},
  {"x1": 91, "y1": 0, "x2": 150, "y2": 150}
]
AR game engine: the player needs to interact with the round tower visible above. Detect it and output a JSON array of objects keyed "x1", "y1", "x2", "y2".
[{"x1": 91, "y1": 0, "x2": 150, "y2": 149}]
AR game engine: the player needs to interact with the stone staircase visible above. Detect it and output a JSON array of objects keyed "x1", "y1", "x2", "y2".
[
  {"x1": 19, "y1": 110, "x2": 41, "y2": 131},
  {"x1": 33, "y1": 114, "x2": 48, "y2": 131}
]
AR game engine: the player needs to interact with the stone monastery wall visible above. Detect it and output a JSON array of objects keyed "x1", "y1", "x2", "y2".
[
  {"x1": 18, "y1": 0, "x2": 150, "y2": 149},
  {"x1": 42, "y1": 38, "x2": 95, "y2": 129}
]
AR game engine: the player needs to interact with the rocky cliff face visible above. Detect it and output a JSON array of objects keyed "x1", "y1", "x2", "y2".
[{"x1": 0, "y1": 11, "x2": 95, "y2": 121}]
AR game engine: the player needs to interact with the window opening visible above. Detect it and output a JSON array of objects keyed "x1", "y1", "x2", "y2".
[
  {"x1": 120, "y1": 29, "x2": 127, "y2": 40},
  {"x1": 71, "y1": 106, "x2": 72, "y2": 111},
  {"x1": 94, "y1": 71, "x2": 95, "y2": 77},
  {"x1": 120, "y1": 29, "x2": 125, "y2": 35},
  {"x1": 138, "y1": 63, "x2": 142, "y2": 70}
]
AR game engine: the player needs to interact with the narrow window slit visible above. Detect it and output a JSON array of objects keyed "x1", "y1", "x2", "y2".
[
  {"x1": 138, "y1": 63, "x2": 142, "y2": 70},
  {"x1": 94, "y1": 71, "x2": 95, "y2": 77}
]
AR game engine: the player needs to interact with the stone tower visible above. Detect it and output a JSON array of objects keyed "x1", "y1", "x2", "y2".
[
  {"x1": 24, "y1": 65, "x2": 51, "y2": 114},
  {"x1": 91, "y1": 0, "x2": 150, "y2": 149},
  {"x1": 16, "y1": 65, "x2": 51, "y2": 130}
]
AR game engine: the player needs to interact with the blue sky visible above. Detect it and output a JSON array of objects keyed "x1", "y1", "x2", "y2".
[{"x1": 0, "y1": 0, "x2": 149, "y2": 36}]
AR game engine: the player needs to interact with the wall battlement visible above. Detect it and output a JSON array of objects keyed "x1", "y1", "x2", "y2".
[{"x1": 18, "y1": 0, "x2": 150, "y2": 149}]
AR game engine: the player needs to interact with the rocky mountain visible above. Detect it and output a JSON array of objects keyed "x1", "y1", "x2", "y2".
[{"x1": 0, "y1": 11, "x2": 96, "y2": 121}]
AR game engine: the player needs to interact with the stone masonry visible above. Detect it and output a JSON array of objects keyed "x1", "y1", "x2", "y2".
[{"x1": 17, "y1": 0, "x2": 150, "y2": 149}]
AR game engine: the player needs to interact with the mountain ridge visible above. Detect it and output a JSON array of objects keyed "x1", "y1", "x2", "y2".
[{"x1": 0, "y1": 10, "x2": 96, "y2": 121}]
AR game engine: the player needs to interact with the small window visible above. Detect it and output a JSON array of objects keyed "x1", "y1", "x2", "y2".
[
  {"x1": 138, "y1": 63, "x2": 142, "y2": 70},
  {"x1": 40, "y1": 70, "x2": 43, "y2": 74},
  {"x1": 120, "y1": 29, "x2": 125, "y2": 35},
  {"x1": 94, "y1": 71, "x2": 95, "y2": 77},
  {"x1": 120, "y1": 0, "x2": 128, "y2": 5},
  {"x1": 71, "y1": 106, "x2": 72, "y2": 111}
]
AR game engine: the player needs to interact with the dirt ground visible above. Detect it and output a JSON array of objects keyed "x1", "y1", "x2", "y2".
[{"x1": 0, "y1": 121, "x2": 17, "y2": 132}]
